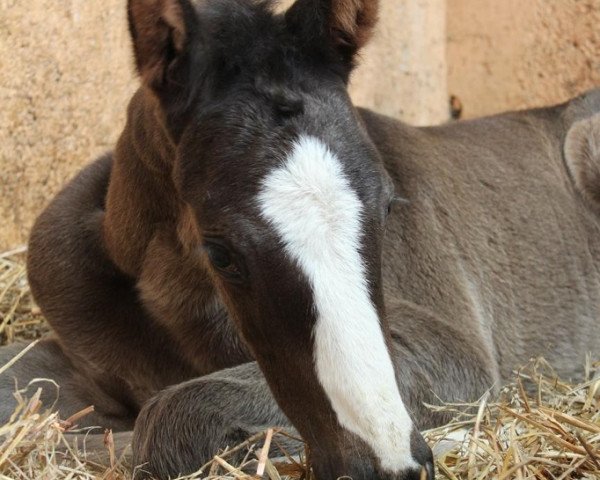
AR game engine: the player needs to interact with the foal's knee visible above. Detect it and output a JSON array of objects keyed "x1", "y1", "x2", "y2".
[
  {"x1": 132, "y1": 363, "x2": 297, "y2": 479},
  {"x1": 132, "y1": 380, "x2": 253, "y2": 479}
]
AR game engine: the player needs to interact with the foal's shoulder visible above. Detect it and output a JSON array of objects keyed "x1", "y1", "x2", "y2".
[{"x1": 562, "y1": 88, "x2": 600, "y2": 126}]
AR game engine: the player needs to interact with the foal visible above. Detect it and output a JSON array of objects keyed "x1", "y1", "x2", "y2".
[{"x1": 2, "y1": 0, "x2": 600, "y2": 479}]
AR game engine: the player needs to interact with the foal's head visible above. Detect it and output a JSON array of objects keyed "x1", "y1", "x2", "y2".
[{"x1": 128, "y1": 0, "x2": 433, "y2": 477}]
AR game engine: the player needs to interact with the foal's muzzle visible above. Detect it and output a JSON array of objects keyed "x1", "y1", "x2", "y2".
[
  {"x1": 408, "y1": 430, "x2": 435, "y2": 480},
  {"x1": 310, "y1": 428, "x2": 435, "y2": 480}
]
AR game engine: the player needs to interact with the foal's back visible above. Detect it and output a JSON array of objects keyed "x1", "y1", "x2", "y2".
[{"x1": 367, "y1": 93, "x2": 600, "y2": 384}]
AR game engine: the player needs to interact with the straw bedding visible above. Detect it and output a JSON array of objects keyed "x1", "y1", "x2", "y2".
[{"x1": 0, "y1": 249, "x2": 598, "y2": 479}]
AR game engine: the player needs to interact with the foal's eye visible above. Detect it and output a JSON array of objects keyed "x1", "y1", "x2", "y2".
[
  {"x1": 203, "y1": 241, "x2": 242, "y2": 280},
  {"x1": 275, "y1": 100, "x2": 303, "y2": 118},
  {"x1": 206, "y1": 243, "x2": 231, "y2": 269}
]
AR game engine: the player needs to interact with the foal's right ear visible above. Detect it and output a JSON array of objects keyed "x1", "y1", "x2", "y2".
[
  {"x1": 127, "y1": 0, "x2": 198, "y2": 93},
  {"x1": 285, "y1": 0, "x2": 379, "y2": 77}
]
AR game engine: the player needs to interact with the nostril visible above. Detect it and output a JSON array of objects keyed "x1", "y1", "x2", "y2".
[{"x1": 421, "y1": 461, "x2": 435, "y2": 480}]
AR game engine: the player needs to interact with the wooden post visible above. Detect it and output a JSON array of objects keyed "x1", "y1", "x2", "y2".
[{"x1": 350, "y1": 0, "x2": 449, "y2": 126}]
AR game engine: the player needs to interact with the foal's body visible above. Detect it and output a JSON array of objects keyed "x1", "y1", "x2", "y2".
[
  {"x1": 3, "y1": 89, "x2": 599, "y2": 477},
  {"x1": 3, "y1": 0, "x2": 600, "y2": 478}
]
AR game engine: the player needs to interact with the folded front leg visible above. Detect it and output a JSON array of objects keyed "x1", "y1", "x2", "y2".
[{"x1": 132, "y1": 362, "x2": 298, "y2": 479}]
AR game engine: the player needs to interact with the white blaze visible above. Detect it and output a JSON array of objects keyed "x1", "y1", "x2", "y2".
[{"x1": 258, "y1": 135, "x2": 418, "y2": 472}]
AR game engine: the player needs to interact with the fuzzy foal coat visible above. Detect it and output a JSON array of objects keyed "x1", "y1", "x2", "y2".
[
  {"x1": 2, "y1": 0, "x2": 600, "y2": 477},
  {"x1": 0, "y1": 88, "x2": 596, "y2": 478}
]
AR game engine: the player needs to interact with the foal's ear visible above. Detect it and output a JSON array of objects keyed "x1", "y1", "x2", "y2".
[
  {"x1": 565, "y1": 113, "x2": 600, "y2": 211},
  {"x1": 286, "y1": 0, "x2": 379, "y2": 73},
  {"x1": 127, "y1": 0, "x2": 197, "y2": 93}
]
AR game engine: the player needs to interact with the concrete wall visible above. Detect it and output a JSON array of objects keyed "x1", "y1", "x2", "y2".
[
  {"x1": 1, "y1": 0, "x2": 136, "y2": 249},
  {"x1": 447, "y1": 0, "x2": 600, "y2": 118},
  {"x1": 2, "y1": 0, "x2": 600, "y2": 249}
]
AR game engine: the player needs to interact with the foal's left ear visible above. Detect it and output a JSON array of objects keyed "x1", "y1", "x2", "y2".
[
  {"x1": 286, "y1": 0, "x2": 379, "y2": 75},
  {"x1": 127, "y1": 0, "x2": 198, "y2": 94}
]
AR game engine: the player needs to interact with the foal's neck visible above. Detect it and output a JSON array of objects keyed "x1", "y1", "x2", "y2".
[{"x1": 102, "y1": 89, "x2": 183, "y2": 277}]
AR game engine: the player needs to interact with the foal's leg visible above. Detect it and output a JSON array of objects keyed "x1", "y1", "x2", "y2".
[
  {"x1": 0, "y1": 337, "x2": 136, "y2": 430},
  {"x1": 0, "y1": 339, "x2": 136, "y2": 468},
  {"x1": 27, "y1": 155, "x2": 197, "y2": 405},
  {"x1": 132, "y1": 362, "x2": 298, "y2": 479},
  {"x1": 131, "y1": 305, "x2": 498, "y2": 479}
]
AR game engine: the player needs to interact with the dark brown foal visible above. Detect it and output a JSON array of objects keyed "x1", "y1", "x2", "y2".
[{"x1": 1, "y1": 1, "x2": 600, "y2": 479}]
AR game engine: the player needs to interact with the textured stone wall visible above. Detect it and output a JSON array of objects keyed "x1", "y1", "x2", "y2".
[
  {"x1": 447, "y1": 0, "x2": 600, "y2": 118},
  {"x1": 1, "y1": 0, "x2": 136, "y2": 249}
]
